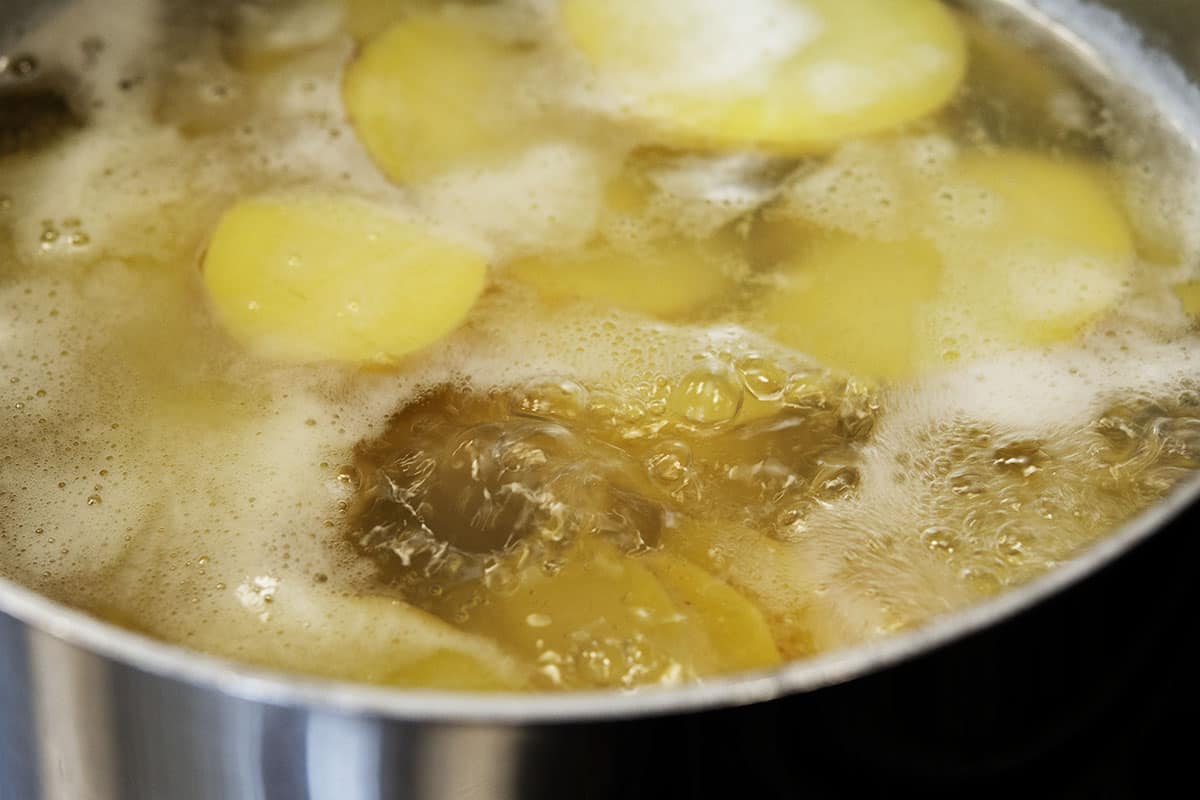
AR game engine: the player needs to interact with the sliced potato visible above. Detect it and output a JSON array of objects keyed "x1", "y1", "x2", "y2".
[
  {"x1": 562, "y1": 0, "x2": 966, "y2": 152},
  {"x1": 1173, "y1": 280, "x2": 1200, "y2": 317},
  {"x1": 342, "y1": 13, "x2": 539, "y2": 183},
  {"x1": 190, "y1": 582, "x2": 528, "y2": 690},
  {"x1": 459, "y1": 537, "x2": 777, "y2": 688},
  {"x1": 757, "y1": 148, "x2": 1136, "y2": 376},
  {"x1": 642, "y1": 550, "x2": 781, "y2": 673},
  {"x1": 202, "y1": 194, "x2": 486, "y2": 364},
  {"x1": 936, "y1": 152, "x2": 1135, "y2": 345},
  {"x1": 659, "y1": 521, "x2": 826, "y2": 657},
  {"x1": 508, "y1": 236, "x2": 732, "y2": 319},
  {"x1": 763, "y1": 236, "x2": 943, "y2": 379}
]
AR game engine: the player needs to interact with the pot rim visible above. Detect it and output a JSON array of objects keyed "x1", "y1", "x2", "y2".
[{"x1": 2, "y1": 472, "x2": 1197, "y2": 723}]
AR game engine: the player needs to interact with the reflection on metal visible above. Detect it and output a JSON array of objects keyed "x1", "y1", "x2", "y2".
[{"x1": 28, "y1": 632, "x2": 119, "y2": 800}]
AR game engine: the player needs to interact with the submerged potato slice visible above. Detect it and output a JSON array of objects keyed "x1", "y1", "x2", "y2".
[
  {"x1": 342, "y1": 13, "x2": 537, "y2": 183},
  {"x1": 763, "y1": 236, "x2": 943, "y2": 379},
  {"x1": 1174, "y1": 281, "x2": 1200, "y2": 317},
  {"x1": 660, "y1": 522, "x2": 827, "y2": 657},
  {"x1": 642, "y1": 551, "x2": 781, "y2": 673},
  {"x1": 562, "y1": 0, "x2": 966, "y2": 152},
  {"x1": 459, "y1": 537, "x2": 778, "y2": 688},
  {"x1": 508, "y1": 237, "x2": 732, "y2": 318},
  {"x1": 202, "y1": 195, "x2": 486, "y2": 364},
  {"x1": 759, "y1": 148, "x2": 1135, "y2": 377},
  {"x1": 189, "y1": 583, "x2": 527, "y2": 689},
  {"x1": 937, "y1": 152, "x2": 1135, "y2": 344}
]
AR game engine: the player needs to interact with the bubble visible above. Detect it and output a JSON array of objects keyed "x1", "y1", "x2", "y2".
[
  {"x1": 920, "y1": 526, "x2": 959, "y2": 554},
  {"x1": 514, "y1": 378, "x2": 589, "y2": 420},
  {"x1": 667, "y1": 363, "x2": 744, "y2": 427},
  {"x1": 735, "y1": 353, "x2": 788, "y2": 401}
]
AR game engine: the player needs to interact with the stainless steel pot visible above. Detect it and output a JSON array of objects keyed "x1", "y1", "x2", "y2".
[{"x1": 3, "y1": 2, "x2": 1199, "y2": 798}]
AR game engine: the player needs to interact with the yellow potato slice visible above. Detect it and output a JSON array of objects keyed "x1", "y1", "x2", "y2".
[
  {"x1": 1173, "y1": 280, "x2": 1200, "y2": 317},
  {"x1": 459, "y1": 537, "x2": 777, "y2": 688},
  {"x1": 936, "y1": 152, "x2": 1135, "y2": 345},
  {"x1": 763, "y1": 236, "x2": 943, "y2": 379},
  {"x1": 187, "y1": 583, "x2": 528, "y2": 690},
  {"x1": 342, "y1": 13, "x2": 538, "y2": 183},
  {"x1": 509, "y1": 236, "x2": 732, "y2": 319},
  {"x1": 642, "y1": 551, "x2": 781, "y2": 673},
  {"x1": 757, "y1": 149, "x2": 1135, "y2": 376},
  {"x1": 561, "y1": 0, "x2": 966, "y2": 152},
  {"x1": 659, "y1": 522, "x2": 826, "y2": 657},
  {"x1": 202, "y1": 195, "x2": 486, "y2": 364}
]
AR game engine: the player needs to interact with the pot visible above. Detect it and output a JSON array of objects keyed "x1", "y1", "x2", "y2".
[{"x1": 2, "y1": 1, "x2": 1199, "y2": 798}]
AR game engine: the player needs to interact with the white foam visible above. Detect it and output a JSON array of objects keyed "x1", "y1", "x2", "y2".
[{"x1": 419, "y1": 140, "x2": 617, "y2": 260}]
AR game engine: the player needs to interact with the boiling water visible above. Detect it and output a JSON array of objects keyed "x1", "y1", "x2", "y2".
[{"x1": 1, "y1": 0, "x2": 1198, "y2": 690}]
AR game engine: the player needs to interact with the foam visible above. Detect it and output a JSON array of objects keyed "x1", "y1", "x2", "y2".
[{"x1": 418, "y1": 140, "x2": 618, "y2": 260}]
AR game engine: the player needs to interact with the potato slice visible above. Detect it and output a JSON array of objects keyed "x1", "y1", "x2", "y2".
[
  {"x1": 342, "y1": 13, "x2": 539, "y2": 183},
  {"x1": 508, "y1": 236, "x2": 733, "y2": 319},
  {"x1": 936, "y1": 152, "x2": 1135, "y2": 345},
  {"x1": 642, "y1": 551, "x2": 781, "y2": 673},
  {"x1": 459, "y1": 537, "x2": 777, "y2": 688},
  {"x1": 1173, "y1": 281, "x2": 1200, "y2": 317},
  {"x1": 758, "y1": 149, "x2": 1135, "y2": 376},
  {"x1": 187, "y1": 581, "x2": 528, "y2": 689},
  {"x1": 561, "y1": 0, "x2": 966, "y2": 152},
  {"x1": 762, "y1": 236, "x2": 943, "y2": 379},
  {"x1": 202, "y1": 195, "x2": 486, "y2": 364},
  {"x1": 659, "y1": 522, "x2": 827, "y2": 657}
]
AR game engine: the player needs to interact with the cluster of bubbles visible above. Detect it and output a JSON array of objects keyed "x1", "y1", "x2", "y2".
[{"x1": 350, "y1": 356, "x2": 881, "y2": 621}]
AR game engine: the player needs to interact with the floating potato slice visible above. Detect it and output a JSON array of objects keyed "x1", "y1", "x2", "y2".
[
  {"x1": 189, "y1": 582, "x2": 528, "y2": 689},
  {"x1": 342, "y1": 13, "x2": 541, "y2": 183},
  {"x1": 202, "y1": 194, "x2": 487, "y2": 364},
  {"x1": 561, "y1": 0, "x2": 966, "y2": 152},
  {"x1": 508, "y1": 236, "x2": 733, "y2": 319},
  {"x1": 762, "y1": 236, "x2": 943, "y2": 380},
  {"x1": 936, "y1": 152, "x2": 1135, "y2": 345},
  {"x1": 458, "y1": 537, "x2": 774, "y2": 688}
]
